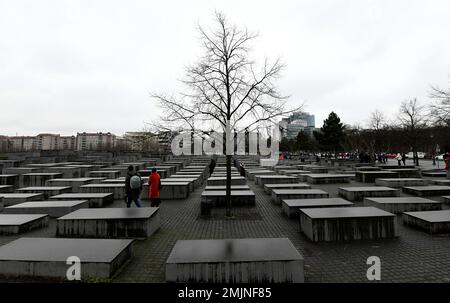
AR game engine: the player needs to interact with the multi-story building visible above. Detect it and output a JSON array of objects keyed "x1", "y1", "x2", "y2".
[
  {"x1": 60, "y1": 136, "x2": 76, "y2": 150},
  {"x1": 9, "y1": 136, "x2": 37, "y2": 151},
  {"x1": 36, "y1": 133, "x2": 60, "y2": 150},
  {"x1": 280, "y1": 112, "x2": 317, "y2": 139},
  {"x1": 0, "y1": 136, "x2": 10, "y2": 152},
  {"x1": 76, "y1": 132, "x2": 116, "y2": 151}
]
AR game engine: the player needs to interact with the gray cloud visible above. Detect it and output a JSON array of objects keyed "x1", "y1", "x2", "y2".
[{"x1": 1, "y1": 0, "x2": 450, "y2": 135}]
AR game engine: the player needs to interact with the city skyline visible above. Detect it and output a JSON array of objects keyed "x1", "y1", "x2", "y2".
[{"x1": 1, "y1": 1, "x2": 450, "y2": 136}]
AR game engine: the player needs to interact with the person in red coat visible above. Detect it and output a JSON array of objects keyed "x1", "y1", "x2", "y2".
[{"x1": 149, "y1": 168, "x2": 161, "y2": 207}]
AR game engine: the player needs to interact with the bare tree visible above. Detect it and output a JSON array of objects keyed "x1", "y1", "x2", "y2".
[
  {"x1": 368, "y1": 110, "x2": 386, "y2": 131},
  {"x1": 397, "y1": 98, "x2": 428, "y2": 166},
  {"x1": 151, "y1": 12, "x2": 302, "y2": 217},
  {"x1": 430, "y1": 80, "x2": 450, "y2": 126}
]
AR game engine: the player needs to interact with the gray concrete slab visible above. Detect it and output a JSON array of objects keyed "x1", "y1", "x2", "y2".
[
  {"x1": 375, "y1": 178, "x2": 429, "y2": 188},
  {"x1": 339, "y1": 186, "x2": 400, "y2": 202},
  {"x1": 0, "y1": 237, "x2": 133, "y2": 278},
  {"x1": 4, "y1": 200, "x2": 89, "y2": 218},
  {"x1": 305, "y1": 174, "x2": 353, "y2": 184},
  {"x1": 282, "y1": 198, "x2": 353, "y2": 218},
  {"x1": 56, "y1": 207, "x2": 160, "y2": 238},
  {"x1": 166, "y1": 238, "x2": 304, "y2": 283},
  {"x1": 49, "y1": 193, "x2": 114, "y2": 208},
  {"x1": 16, "y1": 186, "x2": 72, "y2": 199},
  {"x1": 402, "y1": 186, "x2": 450, "y2": 197},
  {"x1": 356, "y1": 171, "x2": 399, "y2": 183},
  {"x1": 364, "y1": 197, "x2": 442, "y2": 213},
  {"x1": 0, "y1": 214, "x2": 49, "y2": 234},
  {"x1": 271, "y1": 189, "x2": 329, "y2": 205},
  {"x1": 300, "y1": 207, "x2": 397, "y2": 242},
  {"x1": 403, "y1": 210, "x2": 450, "y2": 234},
  {"x1": 263, "y1": 183, "x2": 311, "y2": 194},
  {"x1": 0, "y1": 193, "x2": 44, "y2": 206}
]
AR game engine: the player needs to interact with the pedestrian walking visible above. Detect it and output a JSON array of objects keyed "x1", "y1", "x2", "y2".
[
  {"x1": 402, "y1": 153, "x2": 406, "y2": 166},
  {"x1": 149, "y1": 168, "x2": 161, "y2": 207},
  {"x1": 125, "y1": 165, "x2": 142, "y2": 208},
  {"x1": 395, "y1": 153, "x2": 402, "y2": 166}
]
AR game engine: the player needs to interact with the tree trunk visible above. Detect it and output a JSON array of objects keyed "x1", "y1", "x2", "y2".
[{"x1": 225, "y1": 154, "x2": 233, "y2": 217}]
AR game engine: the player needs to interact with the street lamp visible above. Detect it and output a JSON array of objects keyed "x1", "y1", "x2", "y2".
[{"x1": 431, "y1": 134, "x2": 436, "y2": 166}]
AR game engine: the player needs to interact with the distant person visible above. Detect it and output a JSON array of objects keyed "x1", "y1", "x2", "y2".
[
  {"x1": 134, "y1": 166, "x2": 144, "y2": 206},
  {"x1": 402, "y1": 153, "x2": 406, "y2": 166},
  {"x1": 209, "y1": 158, "x2": 216, "y2": 176},
  {"x1": 149, "y1": 168, "x2": 161, "y2": 207},
  {"x1": 239, "y1": 163, "x2": 245, "y2": 177},
  {"x1": 125, "y1": 165, "x2": 142, "y2": 208},
  {"x1": 383, "y1": 153, "x2": 388, "y2": 164},
  {"x1": 395, "y1": 153, "x2": 402, "y2": 166}
]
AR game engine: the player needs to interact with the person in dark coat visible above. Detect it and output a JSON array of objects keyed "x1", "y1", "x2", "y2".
[
  {"x1": 402, "y1": 153, "x2": 406, "y2": 166},
  {"x1": 209, "y1": 159, "x2": 216, "y2": 176},
  {"x1": 124, "y1": 165, "x2": 141, "y2": 208}
]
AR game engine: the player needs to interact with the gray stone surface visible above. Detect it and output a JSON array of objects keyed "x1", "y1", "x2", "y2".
[
  {"x1": 166, "y1": 238, "x2": 304, "y2": 283},
  {"x1": 339, "y1": 186, "x2": 400, "y2": 202},
  {"x1": 255, "y1": 175, "x2": 299, "y2": 186},
  {"x1": 79, "y1": 184, "x2": 125, "y2": 200},
  {"x1": 375, "y1": 178, "x2": 429, "y2": 188},
  {"x1": 0, "y1": 193, "x2": 44, "y2": 206},
  {"x1": 356, "y1": 171, "x2": 399, "y2": 183},
  {"x1": 0, "y1": 214, "x2": 49, "y2": 234},
  {"x1": 403, "y1": 210, "x2": 450, "y2": 234},
  {"x1": 46, "y1": 178, "x2": 95, "y2": 191},
  {"x1": 300, "y1": 207, "x2": 397, "y2": 242},
  {"x1": 402, "y1": 186, "x2": 450, "y2": 197},
  {"x1": 282, "y1": 198, "x2": 353, "y2": 218},
  {"x1": 16, "y1": 186, "x2": 72, "y2": 200},
  {"x1": 4, "y1": 200, "x2": 89, "y2": 218},
  {"x1": 364, "y1": 197, "x2": 442, "y2": 213},
  {"x1": 305, "y1": 174, "x2": 353, "y2": 184},
  {"x1": 56, "y1": 207, "x2": 160, "y2": 238},
  {"x1": 0, "y1": 237, "x2": 134, "y2": 278},
  {"x1": 271, "y1": 189, "x2": 329, "y2": 205},
  {"x1": 0, "y1": 185, "x2": 13, "y2": 193},
  {"x1": 49, "y1": 193, "x2": 114, "y2": 208},
  {"x1": 207, "y1": 176, "x2": 246, "y2": 186},
  {"x1": 263, "y1": 183, "x2": 311, "y2": 194}
]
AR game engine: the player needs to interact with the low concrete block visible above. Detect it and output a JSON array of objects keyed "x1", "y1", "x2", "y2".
[
  {"x1": 79, "y1": 184, "x2": 125, "y2": 200},
  {"x1": 49, "y1": 193, "x2": 114, "y2": 208},
  {"x1": 0, "y1": 238, "x2": 133, "y2": 279},
  {"x1": 300, "y1": 207, "x2": 397, "y2": 242},
  {"x1": 375, "y1": 178, "x2": 429, "y2": 188},
  {"x1": 0, "y1": 214, "x2": 49, "y2": 234},
  {"x1": 356, "y1": 171, "x2": 399, "y2": 183},
  {"x1": 16, "y1": 186, "x2": 71, "y2": 200},
  {"x1": 402, "y1": 210, "x2": 450, "y2": 234},
  {"x1": 0, "y1": 193, "x2": 44, "y2": 207},
  {"x1": 263, "y1": 183, "x2": 311, "y2": 194},
  {"x1": 166, "y1": 238, "x2": 304, "y2": 283},
  {"x1": 56, "y1": 207, "x2": 160, "y2": 238},
  {"x1": 364, "y1": 197, "x2": 442, "y2": 214},
  {"x1": 282, "y1": 198, "x2": 353, "y2": 218},
  {"x1": 271, "y1": 189, "x2": 329, "y2": 205},
  {"x1": 305, "y1": 174, "x2": 353, "y2": 184},
  {"x1": 4, "y1": 200, "x2": 89, "y2": 218},
  {"x1": 339, "y1": 187, "x2": 400, "y2": 202},
  {"x1": 402, "y1": 186, "x2": 450, "y2": 197}
]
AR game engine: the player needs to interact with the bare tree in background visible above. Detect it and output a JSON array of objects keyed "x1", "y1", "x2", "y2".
[
  {"x1": 430, "y1": 79, "x2": 450, "y2": 126},
  {"x1": 151, "y1": 12, "x2": 302, "y2": 217},
  {"x1": 398, "y1": 98, "x2": 428, "y2": 166},
  {"x1": 366, "y1": 110, "x2": 387, "y2": 159}
]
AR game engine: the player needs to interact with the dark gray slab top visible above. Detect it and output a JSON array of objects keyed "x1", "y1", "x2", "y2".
[
  {"x1": 339, "y1": 187, "x2": 397, "y2": 192},
  {"x1": 404, "y1": 186, "x2": 450, "y2": 191},
  {"x1": 0, "y1": 193, "x2": 43, "y2": 198},
  {"x1": 57, "y1": 207, "x2": 158, "y2": 220},
  {"x1": 0, "y1": 237, "x2": 133, "y2": 262},
  {"x1": 404, "y1": 210, "x2": 450, "y2": 223},
  {"x1": 6, "y1": 200, "x2": 89, "y2": 208},
  {"x1": 365, "y1": 197, "x2": 438, "y2": 204},
  {"x1": 16, "y1": 187, "x2": 70, "y2": 191},
  {"x1": 202, "y1": 190, "x2": 255, "y2": 196},
  {"x1": 272, "y1": 189, "x2": 328, "y2": 195},
  {"x1": 300, "y1": 206, "x2": 395, "y2": 219},
  {"x1": 0, "y1": 214, "x2": 48, "y2": 225},
  {"x1": 166, "y1": 238, "x2": 303, "y2": 263},
  {"x1": 50, "y1": 193, "x2": 113, "y2": 199},
  {"x1": 283, "y1": 198, "x2": 353, "y2": 207}
]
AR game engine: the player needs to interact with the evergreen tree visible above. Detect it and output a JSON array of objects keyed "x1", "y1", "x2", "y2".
[{"x1": 314, "y1": 112, "x2": 346, "y2": 152}]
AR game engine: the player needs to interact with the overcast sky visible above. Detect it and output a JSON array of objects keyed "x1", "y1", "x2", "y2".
[{"x1": 1, "y1": 0, "x2": 450, "y2": 136}]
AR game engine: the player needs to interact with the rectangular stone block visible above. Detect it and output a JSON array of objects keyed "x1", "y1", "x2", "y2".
[
  {"x1": 375, "y1": 178, "x2": 429, "y2": 188},
  {"x1": 0, "y1": 193, "x2": 44, "y2": 206},
  {"x1": 166, "y1": 238, "x2": 304, "y2": 283},
  {"x1": 402, "y1": 186, "x2": 450, "y2": 197},
  {"x1": 0, "y1": 185, "x2": 13, "y2": 193},
  {"x1": 0, "y1": 174, "x2": 20, "y2": 189},
  {"x1": 88, "y1": 171, "x2": 120, "y2": 179},
  {"x1": 263, "y1": 183, "x2": 311, "y2": 194},
  {"x1": 49, "y1": 193, "x2": 114, "y2": 208},
  {"x1": 338, "y1": 187, "x2": 400, "y2": 202},
  {"x1": 402, "y1": 210, "x2": 450, "y2": 234},
  {"x1": 4, "y1": 200, "x2": 89, "y2": 218},
  {"x1": 364, "y1": 197, "x2": 442, "y2": 214},
  {"x1": 282, "y1": 198, "x2": 353, "y2": 218},
  {"x1": 4, "y1": 168, "x2": 39, "y2": 175},
  {"x1": 56, "y1": 207, "x2": 160, "y2": 238},
  {"x1": 79, "y1": 184, "x2": 125, "y2": 200},
  {"x1": 201, "y1": 190, "x2": 256, "y2": 207},
  {"x1": 19, "y1": 173, "x2": 63, "y2": 188},
  {"x1": 207, "y1": 177, "x2": 246, "y2": 186},
  {"x1": 46, "y1": 178, "x2": 95, "y2": 192},
  {"x1": 204, "y1": 185, "x2": 250, "y2": 191},
  {"x1": 16, "y1": 186, "x2": 72, "y2": 200},
  {"x1": 305, "y1": 174, "x2": 353, "y2": 184},
  {"x1": 0, "y1": 238, "x2": 133, "y2": 279},
  {"x1": 387, "y1": 168, "x2": 421, "y2": 178},
  {"x1": 355, "y1": 171, "x2": 399, "y2": 183},
  {"x1": 300, "y1": 207, "x2": 397, "y2": 242},
  {"x1": 0, "y1": 214, "x2": 49, "y2": 234},
  {"x1": 255, "y1": 175, "x2": 299, "y2": 186},
  {"x1": 271, "y1": 189, "x2": 329, "y2": 205},
  {"x1": 422, "y1": 171, "x2": 447, "y2": 177}
]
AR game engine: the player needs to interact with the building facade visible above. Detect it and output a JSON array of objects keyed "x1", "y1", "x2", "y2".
[
  {"x1": 280, "y1": 112, "x2": 317, "y2": 139},
  {"x1": 76, "y1": 132, "x2": 116, "y2": 151}
]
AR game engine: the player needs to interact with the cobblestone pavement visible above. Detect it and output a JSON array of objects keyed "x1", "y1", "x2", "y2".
[{"x1": 1, "y1": 168, "x2": 450, "y2": 283}]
